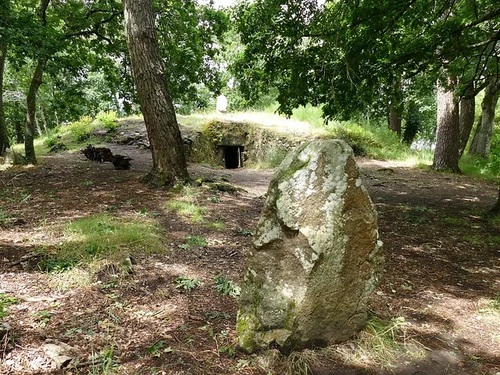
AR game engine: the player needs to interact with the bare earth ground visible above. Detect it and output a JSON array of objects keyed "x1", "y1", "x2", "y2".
[{"x1": 1, "y1": 136, "x2": 499, "y2": 375}]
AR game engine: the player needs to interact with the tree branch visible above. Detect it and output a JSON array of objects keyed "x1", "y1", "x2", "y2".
[
  {"x1": 64, "y1": 10, "x2": 121, "y2": 43},
  {"x1": 39, "y1": 0, "x2": 51, "y2": 26}
]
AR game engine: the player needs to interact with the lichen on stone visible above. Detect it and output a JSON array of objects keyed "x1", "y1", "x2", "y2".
[{"x1": 236, "y1": 139, "x2": 383, "y2": 354}]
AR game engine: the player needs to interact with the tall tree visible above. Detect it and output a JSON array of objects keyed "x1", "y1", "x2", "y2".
[
  {"x1": 12, "y1": 0, "x2": 123, "y2": 163},
  {"x1": 402, "y1": 100, "x2": 421, "y2": 146},
  {"x1": 24, "y1": 0, "x2": 50, "y2": 164},
  {"x1": 469, "y1": 77, "x2": 500, "y2": 157},
  {"x1": 433, "y1": 77, "x2": 461, "y2": 172},
  {"x1": 155, "y1": 0, "x2": 228, "y2": 111},
  {"x1": 123, "y1": 0, "x2": 189, "y2": 186},
  {"x1": 0, "y1": 43, "x2": 8, "y2": 155},
  {"x1": 232, "y1": 0, "x2": 499, "y2": 173},
  {"x1": 0, "y1": 0, "x2": 11, "y2": 155},
  {"x1": 458, "y1": 84, "x2": 476, "y2": 157},
  {"x1": 388, "y1": 77, "x2": 403, "y2": 136},
  {"x1": 25, "y1": 59, "x2": 45, "y2": 164}
]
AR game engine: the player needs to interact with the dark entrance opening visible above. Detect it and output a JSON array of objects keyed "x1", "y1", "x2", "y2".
[{"x1": 222, "y1": 146, "x2": 244, "y2": 169}]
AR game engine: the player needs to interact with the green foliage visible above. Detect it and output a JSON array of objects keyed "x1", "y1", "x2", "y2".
[
  {"x1": 95, "y1": 111, "x2": 119, "y2": 131},
  {"x1": 61, "y1": 116, "x2": 97, "y2": 143},
  {"x1": 35, "y1": 310, "x2": 52, "y2": 327},
  {"x1": 147, "y1": 340, "x2": 172, "y2": 357},
  {"x1": 488, "y1": 296, "x2": 500, "y2": 312},
  {"x1": 0, "y1": 293, "x2": 18, "y2": 320},
  {"x1": 219, "y1": 344, "x2": 236, "y2": 358},
  {"x1": 461, "y1": 125, "x2": 500, "y2": 181},
  {"x1": 213, "y1": 273, "x2": 241, "y2": 298},
  {"x1": 174, "y1": 276, "x2": 201, "y2": 291},
  {"x1": 232, "y1": 0, "x2": 497, "y2": 128},
  {"x1": 155, "y1": 0, "x2": 229, "y2": 113},
  {"x1": 0, "y1": 209, "x2": 13, "y2": 227},
  {"x1": 208, "y1": 221, "x2": 226, "y2": 231},
  {"x1": 186, "y1": 235, "x2": 207, "y2": 247},
  {"x1": 90, "y1": 346, "x2": 118, "y2": 375},
  {"x1": 178, "y1": 235, "x2": 208, "y2": 250},
  {"x1": 326, "y1": 122, "x2": 382, "y2": 157},
  {"x1": 38, "y1": 257, "x2": 79, "y2": 273},
  {"x1": 44, "y1": 134, "x2": 68, "y2": 153},
  {"x1": 235, "y1": 228, "x2": 253, "y2": 237}
]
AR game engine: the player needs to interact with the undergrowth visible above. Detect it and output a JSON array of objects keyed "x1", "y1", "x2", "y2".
[{"x1": 0, "y1": 293, "x2": 18, "y2": 320}]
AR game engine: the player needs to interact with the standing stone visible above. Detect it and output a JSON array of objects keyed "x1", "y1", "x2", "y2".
[{"x1": 236, "y1": 139, "x2": 383, "y2": 354}]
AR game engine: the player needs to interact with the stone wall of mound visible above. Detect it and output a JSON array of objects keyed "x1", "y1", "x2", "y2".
[{"x1": 185, "y1": 120, "x2": 305, "y2": 168}]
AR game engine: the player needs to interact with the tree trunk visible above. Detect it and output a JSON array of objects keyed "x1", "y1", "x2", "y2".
[
  {"x1": 402, "y1": 100, "x2": 420, "y2": 145},
  {"x1": 15, "y1": 120, "x2": 23, "y2": 143},
  {"x1": 123, "y1": 0, "x2": 189, "y2": 186},
  {"x1": 458, "y1": 85, "x2": 475, "y2": 157},
  {"x1": 25, "y1": 60, "x2": 45, "y2": 164},
  {"x1": 469, "y1": 78, "x2": 500, "y2": 157},
  {"x1": 387, "y1": 78, "x2": 403, "y2": 136},
  {"x1": 39, "y1": 105, "x2": 48, "y2": 133},
  {"x1": 0, "y1": 42, "x2": 9, "y2": 155},
  {"x1": 433, "y1": 77, "x2": 461, "y2": 173}
]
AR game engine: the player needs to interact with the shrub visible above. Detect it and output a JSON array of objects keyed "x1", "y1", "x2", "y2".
[
  {"x1": 64, "y1": 116, "x2": 96, "y2": 142},
  {"x1": 95, "y1": 111, "x2": 118, "y2": 131}
]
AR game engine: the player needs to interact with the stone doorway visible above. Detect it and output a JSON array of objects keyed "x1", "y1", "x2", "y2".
[{"x1": 221, "y1": 145, "x2": 244, "y2": 169}]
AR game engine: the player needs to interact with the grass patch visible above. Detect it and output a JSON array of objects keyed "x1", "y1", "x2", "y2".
[
  {"x1": 208, "y1": 221, "x2": 226, "y2": 231},
  {"x1": 485, "y1": 296, "x2": 500, "y2": 313},
  {"x1": 443, "y1": 216, "x2": 469, "y2": 226},
  {"x1": 185, "y1": 235, "x2": 207, "y2": 247},
  {"x1": 12, "y1": 137, "x2": 50, "y2": 157},
  {"x1": 59, "y1": 116, "x2": 98, "y2": 143},
  {"x1": 166, "y1": 185, "x2": 207, "y2": 222},
  {"x1": 487, "y1": 215, "x2": 500, "y2": 227},
  {"x1": 460, "y1": 155, "x2": 500, "y2": 182},
  {"x1": 464, "y1": 233, "x2": 500, "y2": 247},
  {"x1": 0, "y1": 209, "x2": 13, "y2": 227},
  {"x1": 332, "y1": 315, "x2": 414, "y2": 369},
  {"x1": 167, "y1": 200, "x2": 207, "y2": 223},
  {"x1": 40, "y1": 213, "x2": 164, "y2": 271},
  {"x1": 178, "y1": 235, "x2": 208, "y2": 250},
  {"x1": 10, "y1": 111, "x2": 119, "y2": 159}
]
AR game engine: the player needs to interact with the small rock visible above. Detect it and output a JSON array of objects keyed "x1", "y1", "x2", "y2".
[{"x1": 42, "y1": 340, "x2": 75, "y2": 368}]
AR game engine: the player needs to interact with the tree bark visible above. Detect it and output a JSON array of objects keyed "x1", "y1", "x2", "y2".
[
  {"x1": 469, "y1": 78, "x2": 500, "y2": 157},
  {"x1": 433, "y1": 76, "x2": 461, "y2": 173},
  {"x1": 402, "y1": 100, "x2": 420, "y2": 145},
  {"x1": 458, "y1": 85, "x2": 475, "y2": 157},
  {"x1": 123, "y1": 0, "x2": 189, "y2": 186},
  {"x1": 24, "y1": 0, "x2": 51, "y2": 164},
  {"x1": 0, "y1": 42, "x2": 9, "y2": 155},
  {"x1": 25, "y1": 60, "x2": 45, "y2": 164},
  {"x1": 15, "y1": 120, "x2": 23, "y2": 143},
  {"x1": 387, "y1": 78, "x2": 403, "y2": 136}
]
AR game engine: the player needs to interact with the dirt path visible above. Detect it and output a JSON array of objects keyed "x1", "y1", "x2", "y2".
[{"x1": 0, "y1": 144, "x2": 499, "y2": 375}]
